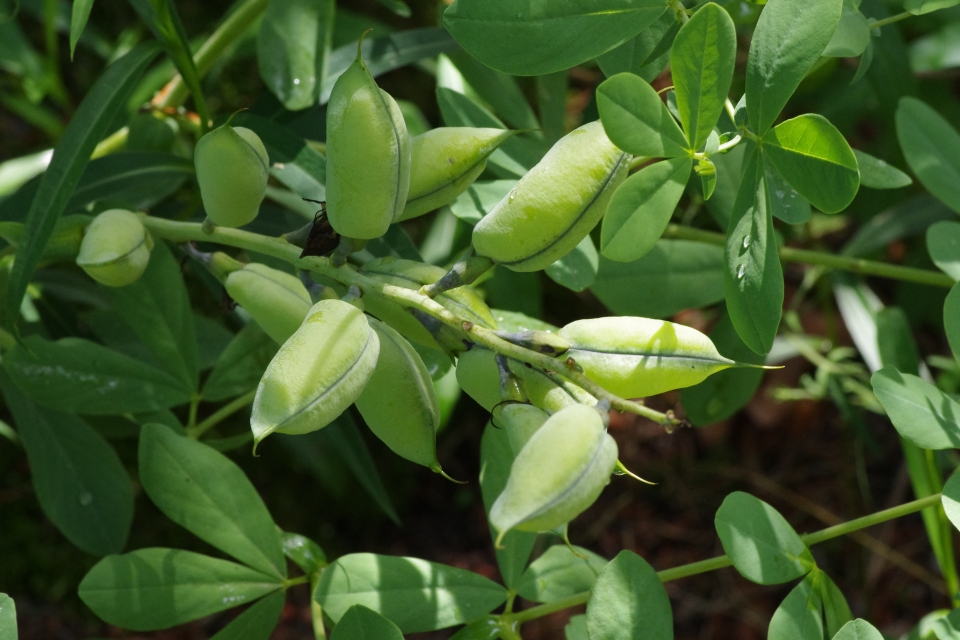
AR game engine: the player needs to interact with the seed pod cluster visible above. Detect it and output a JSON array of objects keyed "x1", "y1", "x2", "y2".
[
  {"x1": 194, "y1": 123, "x2": 269, "y2": 228},
  {"x1": 490, "y1": 404, "x2": 618, "y2": 544},
  {"x1": 559, "y1": 317, "x2": 736, "y2": 398},
  {"x1": 251, "y1": 299, "x2": 380, "y2": 446},
  {"x1": 224, "y1": 263, "x2": 312, "y2": 345},
  {"x1": 471, "y1": 121, "x2": 629, "y2": 272},
  {"x1": 76, "y1": 209, "x2": 154, "y2": 287}
]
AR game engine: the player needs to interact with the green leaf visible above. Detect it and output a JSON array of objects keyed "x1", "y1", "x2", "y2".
[
  {"x1": 905, "y1": 0, "x2": 960, "y2": 14},
  {"x1": 139, "y1": 424, "x2": 286, "y2": 578},
  {"x1": 480, "y1": 421, "x2": 536, "y2": 589},
  {"x1": 816, "y1": 573, "x2": 853, "y2": 638},
  {"x1": 490, "y1": 309, "x2": 559, "y2": 333},
  {"x1": 195, "y1": 314, "x2": 233, "y2": 371},
  {"x1": 447, "y1": 50, "x2": 541, "y2": 132},
  {"x1": 909, "y1": 22, "x2": 960, "y2": 73},
  {"x1": 871, "y1": 366, "x2": 960, "y2": 449},
  {"x1": 853, "y1": 150, "x2": 912, "y2": 190},
  {"x1": 4, "y1": 42, "x2": 159, "y2": 329},
  {"x1": 762, "y1": 114, "x2": 859, "y2": 214},
  {"x1": 768, "y1": 574, "x2": 824, "y2": 640},
  {"x1": 280, "y1": 531, "x2": 327, "y2": 575},
  {"x1": 597, "y1": 12, "x2": 678, "y2": 83},
  {"x1": 830, "y1": 619, "x2": 884, "y2": 640},
  {"x1": 762, "y1": 154, "x2": 811, "y2": 224},
  {"x1": 823, "y1": 5, "x2": 870, "y2": 58},
  {"x1": 597, "y1": 73, "x2": 689, "y2": 157},
  {"x1": 545, "y1": 234, "x2": 599, "y2": 293},
  {"x1": 592, "y1": 239, "x2": 725, "y2": 318},
  {"x1": 450, "y1": 180, "x2": 517, "y2": 226},
  {"x1": 601, "y1": 157, "x2": 691, "y2": 262},
  {"x1": 896, "y1": 97, "x2": 960, "y2": 214},
  {"x1": 0, "y1": 371, "x2": 133, "y2": 555},
  {"x1": 680, "y1": 309, "x2": 766, "y2": 426},
  {"x1": 329, "y1": 605, "x2": 405, "y2": 640},
  {"x1": 745, "y1": 0, "x2": 842, "y2": 134},
  {"x1": 537, "y1": 71, "x2": 568, "y2": 146},
  {"x1": 0, "y1": 593, "x2": 15, "y2": 639},
  {"x1": 876, "y1": 307, "x2": 921, "y2": 375},
  {"x1": 202, "y1": 324, "x2": 277, "y2": 403},
  {"x1": 565, "y1": 614, "x2": 589, "y2": 640},
  {"x1": 942, "y1": 468, "x2": 960, "y2": 533},
  {"x1": 70, "y1": 0, "x2": 95, "y2": 58},
  {"x1": 671, "y1": 3, "x2": 736, "y2": 150},
  {"x1": 3, "y1": 336, "x2": 192, "y2": 413},
  {"x1": 932, "y1": 223, "x2": 960, "y2": 284},
  {"x1": 78, "y1": 548, "x2": 283, "y2": 631},
  {"x1": 443, "y1": 0, "x2": 666, "y2": 76},
  {"x1": 106, "y1": 241, "x2": 198, "y2": 392},
  {"x1": 233, "y1": 112, "x2": 327, "y2": 202},
  {"x1": 314, "y1": 553, "x2": 508, "y2": 633},
  {"x1": 724, "y1": 148, "x2": 783, "y2": 355},
  {"x1": 585, "y1": 550, "x2": 672, "y2": 640},
  {"x1": 449, "y1": 618, "x2": 501, "y2": 639},
  {"x1": 843, "y1": 195, "x2": 953, "y2": 258},
  {"x1": 210, "y1": 590, "x2": 284, "y2": 640},
  {"x1": 516, "y1": 545, "x2": 608, "y2": 604},
  {"x1": 714, "y1": 491, "x2": 814, "y2": 584},
  {"x1": 257, "y1": 0, "x2": 335, "y2": 111},
  {"x1": 373, "y1": 0, "x2": 411, "y2": 17}
]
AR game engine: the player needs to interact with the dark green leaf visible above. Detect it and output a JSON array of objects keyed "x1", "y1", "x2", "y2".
[
  {"x1": 816, "y1": 573, "x2": 853, "y2": 638},
  {"x1": 516, "y1": 545, "x2": 607, "y2": 604},
  {"x1": 714, "y1": 491, "x2": 814, "y2": 584},
  {"x1": 194, "y1": 314, "x2": 233, "y2": 371},
  {"x1": 443, "y1": 0, "x2": 666, "y2": 76},
  {"x1": 78, "y1": 548, "x2": 282, "y2": 631},
  {"x1": 768, "y1": 575, "x2": 824, "y2": 640},
  {"x1": 597, "y1": 73, "x2": 689, "y2": 157},
  {"x1": 586, "y1": 551, "x2": 672, "y2": 640},
  {"x1": 745, "y1": 0, "x2": 842, "y2": 133},
  {"x1": 601, "y1": 157, "x2": 691, "y2": 262},
  {"x1": 210, "y1": 590, "x2": 284, "y2": 640},
  {"x1": 592, "y1": 239, "x2": 725, "y2": 318},
  {"x1": 0, "y1": 370, "x2": 133, "y2": 555},
  {"x1": 896, "y1": 97, "x2": 960, "y2": 214},
  {"x1": 233, "y1": 112, "x2": 327, "y2": 202},
  {"x1": 281, "y1": 531, "x2": 327, "y2": 575},
  {"x1": 330, "y1": 605, "x2": 405, "y2": 640},
  {"x1": 930, "y1": 222, "x2": 960, "y2": 281},
  {"x1": 202, "y1": 324, "x2": 277, "y2": 403},
  {"x1": 4, "y1": 42, "x2": 159, "y2": 329},
  {"x1": 566, "y1": 615, "x2": 589, "y2": 640},
  {"x1": 3, "y1": 336, "x2": 192, "y2": 413},
  {"x1": 830, "y1": 620, "x2": 884, "y2": 640},
  {"x1": 905, "y1": 0, "x2": 960, "y2": 14},
  {"x1": 762, "y1": 154, "x2": 811, "y2": 224},
  {"x1": 876, "y1": 307, "x2": 921, "y2": 375},
  {"x1": 449, "y1": 618, "x2": 501, "y2": 640},
  {"x1": 597, "y1": 12, "x2": 677, "y2": 83},
  {"x1": 537, "y1": 70, "x2": 568, "y2": 146},
  {"x1": 70, "y1": 0, "x2": 95, "y2": 58},
  {"x1": 871, "y1": 366, "x2": 960, "y2": 449},
  {"x1": 853, "y1": 150, "x2": 912, "y2": 190},
  {"x1": 823, "y1": 5, "x2": 870, "y2": 58},
  {"x1": 545, "y1": 235, "x2": 599, "y2": 292},
  {"x1": 843, "y1": 195, "x2": 953, "y2": 258},
  {"x1": 447, "y1": 50, "x2": 541, "y2": 131},
  {"x1": 314, "y1": 553, "x2": 508, "y2": 633},
  {"x1": 139, "y1": 424, "x2": 287, "y2": 578},
  {"x1": 450, "y1": 180, "x2": 516, "y2": 226}
]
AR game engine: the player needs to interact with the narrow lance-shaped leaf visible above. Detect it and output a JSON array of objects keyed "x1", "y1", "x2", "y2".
[
  {"x1": 4, "y1": 42, "x2": 159, "y2": 330},
  {"x1": 70, "y1": 0, "x2": 95, "y2": 59}
]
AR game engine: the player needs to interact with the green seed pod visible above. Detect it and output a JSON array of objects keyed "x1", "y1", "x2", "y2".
[
  {"x1": 472, "y1": 121, "x2": 629, "y2": 272},
  {"x1": 326, "y1": 41, "x2": 411, "y2": 239},
  {"x1": 397, "y1": 127, "x2": 519, "y2": 222},
  {"x1": 355, "y1": 318, "x2": 444, "y2": 471},
  {"x1": 194, "y1": 123, "x2": 269, "y2": 228},
  {"x1": 251, "y1": 299, "x2": 380, "y2": 446},
  {"x1": 495, "y1": 403, "x2": 550, "y2": 455},
  {"x1": 225, "y1": 263, "x2": 312, "y2": 345},
  {"x1": 76, "y1": 209, "x2": 154, "y2": 287},
  {"x1": 455, "y1": 347, "x2": 595, "y2": 413},
  {"x1": 490, "y1": 404, "x2": 618, "y2": 544},
  {"x1": 559, "y1": 317, "x2": 737, "y2": 398}
]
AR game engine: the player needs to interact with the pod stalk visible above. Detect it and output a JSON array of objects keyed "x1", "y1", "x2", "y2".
[{"x1": 420, "y1": 249, "x2": 494, "y2": 298}]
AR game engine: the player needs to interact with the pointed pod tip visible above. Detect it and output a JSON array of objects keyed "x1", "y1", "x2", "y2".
[
  {"x1": 493, "y1": 529, "x2": 507, "y2": 550},
  {"x1": 224, "y1": 108, "x2": 249, "y2": 128},
  {"x1": 733, "y1": 361, "x2": 783, "y2": 371},
  {"x1": 433, "y1": 465, "x2": 467, "y2": 484},
  {"x1": 356, "y1": 29, "x2": 374, "y2": 64},
  {"x1": 615, "y1": 460, "x2": 657, "y2": 485}
]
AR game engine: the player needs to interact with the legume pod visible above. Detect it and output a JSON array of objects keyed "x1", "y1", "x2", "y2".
[
  {"x1": 225, "y1": 263, "x2": 312, "y2": 345},
  {"x1": 76, "y1": 209, "x2": 153, "y2": 287},
  {"x1": 495, "y1": 403, "x2": 549, "y2": 455},
  {"x1": 195, "y1": 124, "x2": 269, "y2": 228}
]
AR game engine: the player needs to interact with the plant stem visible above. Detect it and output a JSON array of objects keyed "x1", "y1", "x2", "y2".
[
  {"x1": 662, "y1": 224, "x2": 955, "y2": 288},
  {"x1": 870, "y1": 11, "x2": 911, "y2": 29},
  {"x1": 187, "y1": 388, "x2": 257, "y2": 438},
  {"x1": 503, "y1": 493, "x2": 942, "y2": 625}
]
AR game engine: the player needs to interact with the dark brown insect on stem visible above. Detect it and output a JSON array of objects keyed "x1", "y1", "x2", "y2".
[
  {"x1": 220, "y1": 290, "x2": 237, "y2": 312},
  {"x1": 299, "y1": 199, "x2": 339, "y2": 258}
]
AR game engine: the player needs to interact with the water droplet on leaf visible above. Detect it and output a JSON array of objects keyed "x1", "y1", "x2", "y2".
[
  {"x1": 742, "y1": 235, "x2": 751, "y2": 249},
  {"x1": 736, "y1": 264, "x2": 746, "y2": 279},
  {"x1": 79, "y1": 492, "x2": 93, "y2": 506}
]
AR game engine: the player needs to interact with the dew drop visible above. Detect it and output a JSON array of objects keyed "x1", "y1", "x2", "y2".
[
  {"x1": 508, "y1": 188, "x2": 517, "y2": 203},
  {"x1": 517, "y1": 12, "x2": 522, "y2": 17},
  {"x1": 877, "y1": 160, "x2": 886, "y2": 167},
  {"x1": 736, "y1": 264, "x2": 746, "y2": 279},
  {"x1": 293, "y1": 78, "x2": 300, "y2": 85},
  {"x1": 742, "y1": 235, "x2": 751, "y2": 249},
  {"x1": 79, "y1": 492, "x2": 93, "y2": 506},
  {"x1": 776, "y1": 190, "x2": 785, "y2": 200}
]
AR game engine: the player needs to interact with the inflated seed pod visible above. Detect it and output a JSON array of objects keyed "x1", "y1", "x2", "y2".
[
  {"x1": 397, "y1": 127, "x2": 519, "y2": 221},
  {"x1": 326, "y1": 39, "x2": 411, "y2": 240},
  {"x1": 355, "y1": 318, "x2": 444, "y2": 471},
  {"x1": 490, "y1": 404, "x2": 618, "y2": 543},
  {"x1": 559, "y1": 317, "x2": 737, "y2": 398},
  {"x1": 455, "y1": 346, "x2": 595, "y2": 413},
  {"x1": 194, "y1": 123, "x2": 269, "y2": 228},
  {"x1": 76, "y1": 209, "x2": 153, "y2": 287},
  {"x1": 472, "y1": 121, "x2": 629, "y2": 272},
  {"x1": 225, "y1": 263, "x2": 312, "y2": 345},
  {"x1": 494, "y1": 403, "x2": 550, "y2": 455},
  {"x1": 250, "y1": 299, "x2": 380, "y2": 446}
]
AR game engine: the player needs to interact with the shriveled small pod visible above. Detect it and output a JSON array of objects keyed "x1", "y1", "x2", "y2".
[
  {"x1": 490, "y1": 404, "x2": 618, "y2": 544},
  {"x1": 251, "y1": 299, "x2": 380, "y2": 446},
  {"x1": 194, "y1": 123, "x2": 269, "y2": 227},
  {"x1": 455, "y1": 346, "x2": 595, "y2": 413},
  {"x1": 225, "y1": 263, "x2": 312, "y2": 345},
  {"x1": 559, "y1": 317, "x2": 737, "y2": 398},
  {"x1": 326, "y1": 39, "x2": 411, "y2": 240},
  {"x1": 471, "y1": 121, "x2": 630, "y2": 272},
  {"x1": 76, "y1": 209, "x2": 153, "y2": 287},
  {"x1": 494, "y1": 403, "x2": 550, "y2": 456},
  {"x1": 355, "y1": 317, "x2": 445, "y2": 472},
  {"x1": 398, "y1": 127, "x2": 519, "y2": 221}
]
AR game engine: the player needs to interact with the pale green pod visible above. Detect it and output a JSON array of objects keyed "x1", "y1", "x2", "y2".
[
  {"x1": 495, "y1": 403, "x2": 550, "y2": 455},
  {"x1": 472, "y1": 121, "x2": 629, "y2": 272},
  {"x1": 326, "y1": 46, "x2": 411, "y2": 239},
  {"x1": 251, "y1": 299, "x2": 380, "y2": 446},
  {"x1": 490, "y1": 404, "x2": 618, "y2": 543},
  {"x1": 355, "y1": 318, "x2": 442, "y2": 470},
  {"x1": 195, "y1": 124, "x2": 269, "y2": 227},
  {"x1": 225, "y1": 263, "x2": 312, "y2": 345},
  {"x1": 76, "y1": 209, "x2": 154, "y2": 287},
  {"x1": 397, "y1": 127, "x2": 519, "y2": 221},
  {"x1": 559, "y1": 317, "x2": 736, "y2": 398},
  {"x1": 455, "y1": 347, "x2": 595, "y2": 413}
]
